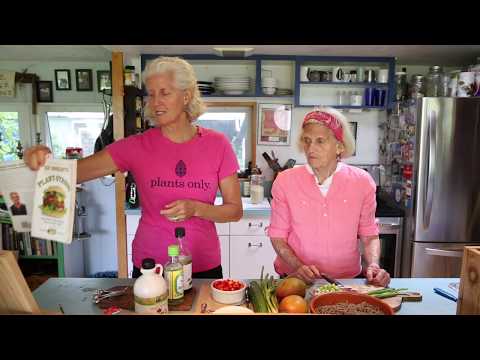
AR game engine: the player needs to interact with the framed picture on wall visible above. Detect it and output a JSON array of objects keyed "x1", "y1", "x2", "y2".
[
  {"x1": 37, "y1": 81, "x2": 53, "y2": 102},
  {"x1": 257, "y1": 104, "x2": 292, "y2": 146},
  {"x1": 97, "y1": 70, "x2": 111, "y2": 92},
  {"x1": 75, "y1": 69, "x2": 93, "y2": 91},
  {"x1": 54, "y1": 69, "x2": 71, "y2": 90},
  {"x1": 349, "y1": 121, "x2": 357, "y2": 156}
]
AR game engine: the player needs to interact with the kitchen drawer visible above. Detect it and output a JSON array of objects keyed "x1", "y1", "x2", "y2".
[
  {"x1": 126, "y1": 215, "x2": 140, "y2": 235},
  {"x1": 229, "y1": 235, "x2": 278, "y2": 279},
  {"x1": 215, "y1": 222, "x2": 229, "y2": 236},
  {"x1": 230, "y1": 217, "x2": 270, "y2": 236}
]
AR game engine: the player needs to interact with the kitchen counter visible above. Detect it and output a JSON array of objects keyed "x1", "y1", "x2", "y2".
[
  {"x1": 125, "y1": 197, "x2": 271, "y2": 217},
  {"x1": 126, "y1": 195, "x2": 402, "y2": 218},
  {"x1": 33, "y1": 277, "x2": 458, "y2": 315}
]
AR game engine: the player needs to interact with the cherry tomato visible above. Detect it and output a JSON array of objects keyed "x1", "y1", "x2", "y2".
[{"x1": 213, "y1": 279, "x2": 244, "y2": 291}]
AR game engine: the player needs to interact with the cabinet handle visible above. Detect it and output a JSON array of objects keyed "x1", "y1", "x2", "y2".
[
  {"x1": 248, "y1": 242, "x2": 263, "y2": 248},
  {"x1": 248, "y1": 222, "x2": 263, "y2": 228},
  {"x1": 425, "y1": 247, "x2": 464, "y2": 258}
]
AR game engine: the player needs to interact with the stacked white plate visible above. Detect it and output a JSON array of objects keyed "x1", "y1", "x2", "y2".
[
  {"x1": 214, "y1": 76, "x2": 251, "y2": 95},
  {"x1": 262, "y1": 77, "x2": 277, "y2": 95},
  {"x1": 276, "y1": 88, "x2": 293, "y2": 96}
]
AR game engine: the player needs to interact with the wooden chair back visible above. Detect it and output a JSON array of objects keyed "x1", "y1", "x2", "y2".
[{"x1": 0, "y1": 250, "x2": 41, "y2": 314}]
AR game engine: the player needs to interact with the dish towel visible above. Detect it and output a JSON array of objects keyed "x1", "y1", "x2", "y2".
[{"x1": 0, "y1": 70, "x2": 16, "y2": 97}]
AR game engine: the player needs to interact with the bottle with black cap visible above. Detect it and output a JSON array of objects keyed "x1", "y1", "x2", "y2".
[
  {"x1": 133, "y1": 258, "x2": 168, "y2": 314},
  {"x1": 176, "y1": 227, "x2": 192, "y2": 291}
]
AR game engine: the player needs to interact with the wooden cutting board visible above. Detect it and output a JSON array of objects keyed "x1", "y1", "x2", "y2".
[
  {"x1": 348, "y1": 284, "x2": 422, "y2": 312},
  {"x1": 194, "y1": 282, "x2": 251, "y2": 313},
  {"x1": 96, "y1": 285, "x2": 197, "y2": 312}
]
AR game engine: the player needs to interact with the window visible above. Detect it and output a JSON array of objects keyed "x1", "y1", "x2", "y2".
[
  {"x1": 46, "y1": 112, "x2": 105, "y2": 159},
  {"x1": 0, "y1": 111, "x2": 21, "y2": 161},
  {"x1": 196, "y1": 106, "x2": 252, "y2": 170}
]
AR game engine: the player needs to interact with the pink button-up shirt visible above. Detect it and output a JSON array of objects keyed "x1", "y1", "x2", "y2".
[{"x1": 267, "y1": 163, "x2": 379, "y2": 278}]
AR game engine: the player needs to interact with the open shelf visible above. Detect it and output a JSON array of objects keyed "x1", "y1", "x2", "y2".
[
  {"x1": 300, "y1": 81, "x2": 389, "y2": 87},
  {"x1": 296, "y1": 105, "x2": 386, "y2": 109}
]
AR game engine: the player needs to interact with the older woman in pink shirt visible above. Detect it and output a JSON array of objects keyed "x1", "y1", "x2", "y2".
[{"x1": 268, "y1": 107, "x2": 390, "y2": 287}]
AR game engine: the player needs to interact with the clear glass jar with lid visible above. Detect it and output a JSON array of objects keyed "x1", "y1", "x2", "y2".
[
  {"x1": 395, "y1": 71, "x2": 407, "y2": 101},
  {"x1": 409, "y1": 74, "x2": 426, "y2": 99},
  {"x1": 124, "y1": 65, "x2": 136, "y2": 86},
  {"x1": 425, "y1": 66, "x2": 445, "y2": 97},
  {"x1": 250, "y1": 174, "x2": 265, "y2": 204}
]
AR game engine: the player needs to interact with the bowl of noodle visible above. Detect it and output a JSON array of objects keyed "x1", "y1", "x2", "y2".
[{"x1": 309, "y1": 292, "x2": 394, "y2": 315}]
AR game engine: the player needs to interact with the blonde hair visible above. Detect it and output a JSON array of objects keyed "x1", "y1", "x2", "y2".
[
  {"x1": 297, "y1": 107, "x2": 356, "y2": 159},
  {"x1": 142, "y1": 56, "x2": 206, "y2": 122}
]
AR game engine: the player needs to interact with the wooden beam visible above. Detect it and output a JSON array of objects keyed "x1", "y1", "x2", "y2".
[
  {"x1": 111, "y1": 52, "x2": 128, "y2": 279},
  {"x1": 204, "y1": 101, "x2": 257, "y2": 167}
]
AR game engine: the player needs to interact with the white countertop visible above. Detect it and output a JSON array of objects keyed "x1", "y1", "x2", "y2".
[
  {"x1": 215, "y1": 196, "x2": 270, "y2": 211},
  {"x1": 126, "y1": 197, "x2": 271, "y2": 216}
]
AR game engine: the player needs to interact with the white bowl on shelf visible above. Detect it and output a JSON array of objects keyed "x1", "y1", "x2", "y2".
[
  {"x1": 262, "y1": 87, "x2": 276, "y2": 95},
  {"x1": 222, "y1": 90, "x2": 247, "y2": 95},
  {"x1": 210, "y1": 279, "x2": 247, "y2": 305}
]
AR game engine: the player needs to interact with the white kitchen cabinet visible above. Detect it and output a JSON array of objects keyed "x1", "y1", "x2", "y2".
[
  {"x1": 230, "y1": 217, "x2": 269, "y2": 236},
  {"x1": 215, "y1": 222, "x2": 229, "y2": 236},
  {"x1": 124, "y1": 208, "x2": 276, "y2": 280},
  {"x1": 219, "y1": 235, "x2": 230, "y2": 278},
  {"x1": 229, "y1": 213, "x2": 278, "y2": 279},
  {"x1": 229, "y1": 235, "x2": 277, "y2": 279},
  {"x1": 127, "y1": 253, "x2": 133, "y2": 278},
  {"x1": 126, "y1": 216, "x2": 139, "y2": 278},
  {"x1": 126, "y1": 214, "x2": 140, "y2": 235},
  {"x1": 127, "y1": 234, "x2": 135, "y2": 278}
]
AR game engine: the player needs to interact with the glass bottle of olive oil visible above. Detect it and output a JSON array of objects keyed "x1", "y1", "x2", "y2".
[
  {"x1": 164, "y1": 244, "x2": 184, "y2": 305},
  {"x1": 176, "y1": 227, "x2": 192, "y2": 292}
]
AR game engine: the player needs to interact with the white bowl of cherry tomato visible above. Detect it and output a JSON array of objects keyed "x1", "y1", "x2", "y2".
[{"x1": 210, "y1": 279, "x2": 246, "y2": 305}]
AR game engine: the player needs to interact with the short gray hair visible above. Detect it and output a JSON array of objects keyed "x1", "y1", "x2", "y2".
[
  {"x1": 297, "y1": 107, "x2": 356, "y2": 158},
  {"x1": 142, "y1": 56, "x2": 206, "y2": 121}
]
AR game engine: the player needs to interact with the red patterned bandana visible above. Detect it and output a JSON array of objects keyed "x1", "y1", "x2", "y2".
[{"x1": 302, "y1": 111, "x2": 344, "y2": 142}]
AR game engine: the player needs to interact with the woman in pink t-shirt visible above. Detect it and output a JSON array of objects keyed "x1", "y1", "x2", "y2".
[
  {"x1": 24, "y1": 57, "x2": 243, "y2": 279},
  {"x1": 268, "y1": 107, "x2": 390, "y2": 287}
]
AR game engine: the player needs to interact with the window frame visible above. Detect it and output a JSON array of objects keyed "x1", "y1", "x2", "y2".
[
  {"x1": 0, "y1": 103, "x2": 34, "y2": 153},
  {"x1": 203, "y1": 101, "x2": 258, "y2": 167},
  {"x1": 39, "y1": 103, "x2": 104, "y2": 152}
]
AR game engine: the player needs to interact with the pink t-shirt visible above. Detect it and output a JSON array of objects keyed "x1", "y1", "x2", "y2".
[
  {"x1": 267, "y1": 163, "x2": 379, "y2": 278},
  {"x1": 106, "y1": 126, "x2": 239, "y2": 273}
]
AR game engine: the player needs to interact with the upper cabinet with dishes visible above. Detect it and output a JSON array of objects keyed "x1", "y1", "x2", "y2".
[
  {"x1": 141, "y1": 54, "x2": 295, "y2": 99},
  {"x1": 295, "y1": 56, "x2": 396, "y2": 110},
  {"x1": 140, "y1": 55, "x2": 395, "y2": 108}
]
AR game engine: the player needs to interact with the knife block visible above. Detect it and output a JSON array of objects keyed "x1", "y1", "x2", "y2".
[{"x1": 457, "y1": 246, "x2": 480, "y2": 315}]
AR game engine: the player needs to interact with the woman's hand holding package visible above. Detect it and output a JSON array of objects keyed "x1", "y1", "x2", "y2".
[
  {"x1": 24, "y1": 145, "x2": 52, "y2": 170},
  {"x1": 365, "y1": 263, "x2": 391, "y2": 287},
  {"x1": 160, "y1": 199, "x2": 198, "y2": 222}
]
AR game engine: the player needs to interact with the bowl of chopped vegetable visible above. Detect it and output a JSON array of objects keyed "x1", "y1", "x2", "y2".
[
  {"x1": 309, "y1": 292, "x2": 394, "y2": 315},
  {"x1": 210, "y1": 279, "x2": 247, "y2": 305}
]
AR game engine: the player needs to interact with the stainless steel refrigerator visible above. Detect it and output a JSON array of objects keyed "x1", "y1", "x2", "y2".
[{"x1": 408, "y1": 97, "x2": 480, "y2": 277}]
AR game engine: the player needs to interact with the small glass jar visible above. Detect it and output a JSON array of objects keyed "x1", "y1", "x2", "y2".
[
  {"x1": 124, "y1": 65, "x2": 136, "y2": 86},
  {"x1": 250, "y1": 174, "x2": 264, "y2": 204},
  {"x1": 337, "y1": 90, "x2": 348, "y2": 105},
  {"x1": 425, "y1": 66, "x2": 445, "y2": 97},
  {"x1": 409, "y1": 74, "x2": 425, "y2": 99},
  {"x1": 395, "y1": 72, "x2": 407, "y2": 101}
]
